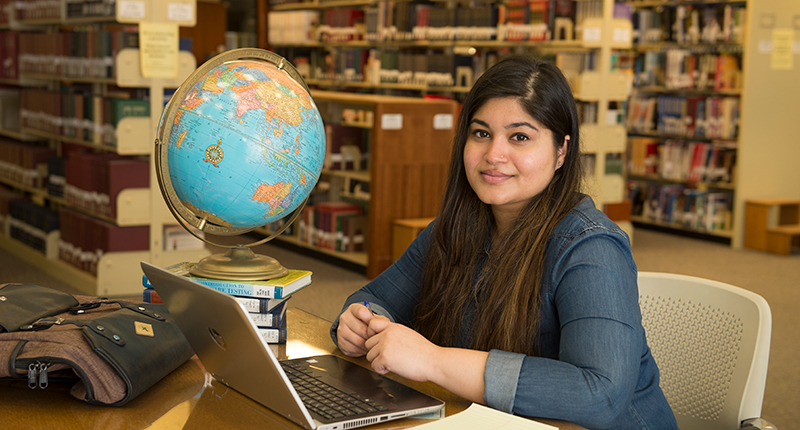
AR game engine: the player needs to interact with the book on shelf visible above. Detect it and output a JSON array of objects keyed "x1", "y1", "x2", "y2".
[
  {"x1": 141, "y1": 261, "x2": 312, "y2": 300},
  {"x1": 6, "y1": 199, "x2": 58, "y2": 254},
  {"x1": 59, "y1": 207, "x2": 149, "y2": 276},
  {"x1": 627, "y1": 180, "x2": 732, "y2": 233}
]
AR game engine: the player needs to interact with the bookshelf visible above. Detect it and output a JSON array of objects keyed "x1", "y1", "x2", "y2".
[
  {"x1": 258, "y1": 90, "x2": 458, "y2": 279},
  {"x1": 0, "y1": 0, "x2": 210, "y2": 296},
  {"x1": 623, "y1": 0, "x2": 800, "y2": 249},
  {"x1": 622, "y1": 0, "x2": 747, "y2": 242},
  {"x1": 258, "y1": 0, "x2": 635, "y2": 274}
]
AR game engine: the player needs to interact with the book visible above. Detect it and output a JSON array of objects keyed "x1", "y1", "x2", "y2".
[
  {"x1": 142, "y1": 283, "x2": 291, "y2": 314},
  {"x1": 248, "y1": 299, "x2": 289, "y2": 328},
  {"x1": 258, "y1": 324, "x2": 288, "y2": 344},
  {"x1": 143, "y1": 261, "x2": 312, "y2": 299}
]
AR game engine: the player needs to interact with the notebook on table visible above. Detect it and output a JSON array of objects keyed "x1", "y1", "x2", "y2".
[{"x1": 140, "y1": 261, "x2": 445, "y2": 430}]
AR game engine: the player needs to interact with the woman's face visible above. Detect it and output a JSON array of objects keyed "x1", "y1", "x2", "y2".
[{"x1": 463, "y1": 97, "x2": 567, "y2": 224}]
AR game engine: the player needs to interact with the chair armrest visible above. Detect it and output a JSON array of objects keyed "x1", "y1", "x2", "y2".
[{"x1": 741, "y1": 418, "x2": 778, "y2": 430}]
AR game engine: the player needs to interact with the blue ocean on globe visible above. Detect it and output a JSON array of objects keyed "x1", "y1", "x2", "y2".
[{"x1": 162, "y1": 59, "x2": 325, "y2": 229}]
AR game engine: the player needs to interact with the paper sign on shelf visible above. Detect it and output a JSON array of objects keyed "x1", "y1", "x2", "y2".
[
  {"x1": 583, "y1": 27, "x2": 601, "y2": 43},
  {"x1": 613, "y1": 28, "x2": 631, "y2": 44},
  {"x1": 167, "y1": 2, "x2": 195, "y2": 24},
  {"x1": 433, "y1": 113, "x2": 453, "y2": 130},
  {"x1": 381, "y1": 114, "x2": 403, "y2": 130},
  {"x1": 118, "y1": 0, "x2": 146, "y2": 20},
  {"x1": 139, "y1": 22, "x2": 180, "y2": 79}
]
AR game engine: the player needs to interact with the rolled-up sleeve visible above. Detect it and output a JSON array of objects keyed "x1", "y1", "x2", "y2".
[{"x1": 483, "y1": 349, "x2": 525, "y2": 413}]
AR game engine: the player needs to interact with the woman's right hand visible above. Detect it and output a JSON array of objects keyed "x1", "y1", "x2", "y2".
[{"x1": 336, "y1": 302, "x2": 377, "y2": 357}]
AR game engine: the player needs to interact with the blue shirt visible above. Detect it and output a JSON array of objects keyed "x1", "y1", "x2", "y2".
[{"x1": 330, "y1": 197, "x2": 677, "y2": 429}]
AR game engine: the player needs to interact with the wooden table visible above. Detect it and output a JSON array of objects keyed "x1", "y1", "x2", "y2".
[{"x1": 0, "y1": 308, "x2": 586, "y2": 430}]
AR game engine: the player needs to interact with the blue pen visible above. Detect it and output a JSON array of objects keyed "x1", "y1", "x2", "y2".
[{"x1": 363, "y1": 301, "x2": 377, "y2": 315}]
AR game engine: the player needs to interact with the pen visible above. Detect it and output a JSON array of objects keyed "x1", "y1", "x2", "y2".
[{"x1": 363, "y1": 301, "x2": 377, "y2": 315}]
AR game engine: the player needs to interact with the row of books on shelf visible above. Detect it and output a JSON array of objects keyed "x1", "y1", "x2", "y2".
[
  {"x1": 1, "y1": 196, "x2": 58, "y2": 254},
  {"x1": 299, "y1": 202, "x2": 367, "y2": 253},
  {"x1": 60, "y1": 206, "x2": 149, "y2": 275},
  {"x1": 0, "y1": 136, "x2": 151, "y2": 218},
  {"x1": 628, "y1": 181, "x2": 732, "y2": 233},
  {"x1": 289, "y1": 48, "x2": 475, "y2": 87},
  {"x1": 141, "y1": 261, "x2": 315, "y2": 344},
  {"x1": 1, "y1": 186, "x2": 151, "y2": 267},
  {"x1": 270, "y1": 0, "x2": 627, "y2": 44},
  {"x1": 0, "y1": 138, "x2": 53, "y2": 188},
  {"x1": 633, "y1": 50, "x2": 740, "y2": 91},
  {"x1": 16, "y1": 28, "x2": 140, "y2": 80},
  {"x1": 0, "y1": 28, "x2": 192, "y2": 81},
  {"x1": 289, "y1": 47, "x2": 605, "y2": 89},
  {"x1": 20, "y1": 88, "x2": 151, "y2": 146},
  {"x1": 628, "y1": 137, "x2": 736, "y2": 185},
  {"x1": 63, "y1": 152, "x2": 149, "y2": 219},
  {"x1": 632, "y1": 3, "x2": 747, "y2": 45},
  {"x1": 626, "y1": 94, "x2": 739, "y2": 140},
  {"x1": 3, "y1": 0, "x2": 120, "y2": 22}
]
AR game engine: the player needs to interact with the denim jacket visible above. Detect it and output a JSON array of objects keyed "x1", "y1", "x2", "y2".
[{"x1": 330, "y1": 197, "x2": 677, "y2": 429}]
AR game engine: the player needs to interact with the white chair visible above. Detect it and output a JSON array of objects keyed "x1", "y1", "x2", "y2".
[{"x1": 637, "y1": 272, "x2": 777, "y2": 430}]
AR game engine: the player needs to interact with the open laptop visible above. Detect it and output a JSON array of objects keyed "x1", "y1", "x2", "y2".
[{"x1": 141, "y1": 261, "x2": 444, "y2": 430}]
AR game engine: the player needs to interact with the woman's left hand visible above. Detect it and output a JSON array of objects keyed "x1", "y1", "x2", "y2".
[{"x1": 364, "y1": 318, "x2": 440, "y2": 382}]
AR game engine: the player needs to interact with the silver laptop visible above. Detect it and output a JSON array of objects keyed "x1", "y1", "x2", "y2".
[{"x1": 141, "y1": 261, "x2": 444, "y2": 430}]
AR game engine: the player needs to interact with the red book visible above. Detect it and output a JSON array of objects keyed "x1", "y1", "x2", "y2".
[
  {"x1": 315, "y1": 201, "x2": 363, "y2": 250},
  {"x1": 105, "y1": 157, "x2": 149, "y2": 218}
]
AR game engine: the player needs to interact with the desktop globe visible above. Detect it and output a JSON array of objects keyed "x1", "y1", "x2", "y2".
[{"x1": 155, "y1": 48, "x2": 325, "y2": 280}]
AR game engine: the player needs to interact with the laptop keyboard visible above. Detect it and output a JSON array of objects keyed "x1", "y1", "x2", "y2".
[{"x1": 281, "y1": 362, "x2": 388, "y2": 421}]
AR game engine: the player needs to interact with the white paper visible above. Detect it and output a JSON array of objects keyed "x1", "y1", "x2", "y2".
[{"x1": 411, "y1": 403, "x2": 558, "y2": 430}]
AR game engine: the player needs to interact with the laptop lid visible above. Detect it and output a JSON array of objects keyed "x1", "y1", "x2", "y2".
[{"x1": 141, "y1": 261, "x2": 444, "y2": 430}]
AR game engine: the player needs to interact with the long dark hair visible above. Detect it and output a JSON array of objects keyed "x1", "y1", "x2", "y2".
[{"x1": 414, "y1": 55, "x2": 584, "y2": 354}]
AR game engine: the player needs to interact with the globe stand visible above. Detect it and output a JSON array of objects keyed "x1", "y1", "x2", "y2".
[{"x1": 190, "y1": 245, "x2": 288, "y2": 281}]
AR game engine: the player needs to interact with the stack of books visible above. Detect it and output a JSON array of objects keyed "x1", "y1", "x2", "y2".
[{"x1": 141, "y1": 261, "x2": 312, "y2": 344}]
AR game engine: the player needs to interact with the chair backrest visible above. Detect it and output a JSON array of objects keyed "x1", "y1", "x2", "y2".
[{"x1": 637, "y1": 272, "x2": 772, "y2": 430}]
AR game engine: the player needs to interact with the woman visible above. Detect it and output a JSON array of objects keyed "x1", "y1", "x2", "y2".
[{"x1": 330, "y1": 56, "x2": 677, "y2": 430}]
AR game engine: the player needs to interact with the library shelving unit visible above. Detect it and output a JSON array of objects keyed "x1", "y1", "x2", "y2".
[
  {"x1": 622, "y1": 0, "x2": 800, "y2": 249},
  {"x1": 623, "y1": 0, "x2": 748, "y2": 243},
  {"x1": 0, "y1": 0, "x2": 208, "y2": 296},
  {"x1": 259, "y1": 0, "x2": 634, "y2": 274},
  {"x1": 258, "y1": 90, "x2": 459, "y2": 279}
]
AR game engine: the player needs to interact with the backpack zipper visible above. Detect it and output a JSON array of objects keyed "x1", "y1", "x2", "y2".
[{"x1": 27, "y1": 361, "x2": 50, "y2": 389}]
